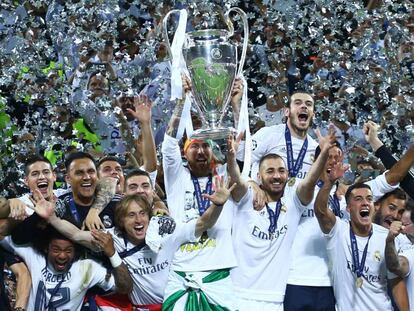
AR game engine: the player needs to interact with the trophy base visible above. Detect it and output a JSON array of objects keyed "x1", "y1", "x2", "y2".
[{"x1": 190, "y1": 127, "x2": 236, "y2": 140}]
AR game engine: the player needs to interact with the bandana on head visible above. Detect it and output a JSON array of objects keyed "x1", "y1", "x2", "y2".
[{"x1": 183, "y1": 138, "x2": 213, "y2": 153}]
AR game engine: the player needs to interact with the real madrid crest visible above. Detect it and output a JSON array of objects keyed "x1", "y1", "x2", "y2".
[{"x1": 374, "y1": 250, "x2": 381, "y2": 262}]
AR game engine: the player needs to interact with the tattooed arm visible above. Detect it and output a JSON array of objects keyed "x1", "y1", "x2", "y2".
[
  {"x1": 91, "y1": 230, "x2": 133, "y2": 294},
  {"x1": 385, "y1": 221, "x2": 410, "y2": 278},
  {"x1": 83, "y1": 177, "x2": 118, "y2": 230},
  {"x1": 166, "y1": 75, "x2": 190, "y2": 138}
]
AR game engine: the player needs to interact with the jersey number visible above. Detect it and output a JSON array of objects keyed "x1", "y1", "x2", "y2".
[{"x1": 34, "y1": 281, "x2": 70, "y2": 311}]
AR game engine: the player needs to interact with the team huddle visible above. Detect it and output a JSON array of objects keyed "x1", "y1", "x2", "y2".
[{"x1": 1, "y1": 89, "x2": 414, "y2": 311}]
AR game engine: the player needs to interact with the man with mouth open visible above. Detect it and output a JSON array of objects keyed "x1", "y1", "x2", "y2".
[
  {"x1": 0, "y1": 221, "x2": 132, "y2": 311},
  {"x1": 237, "y1": 91, "x2": 318, "y2": 183},
  {"x1": 226, "y1": 127, "x2": 336, "y2": 311},
  {"x1": 314, "y1": 163, "x2": 400, "y2": 311},
  {"x1": 160, "y1": 78, "x2": 243, "y2": 310},
  {"x1": 31, "y1": 175, "x2": 234, "y2": 311}
]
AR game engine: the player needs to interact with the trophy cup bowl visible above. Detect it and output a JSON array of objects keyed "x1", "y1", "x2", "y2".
[
  {"x1": 163, "y1": 6, "x2": 249, "y2": 141},
  {"x1": 184, "y1": 31, "x2": 237, "y2": 140}
]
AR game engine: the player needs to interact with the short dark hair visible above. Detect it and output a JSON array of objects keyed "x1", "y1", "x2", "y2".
[
  {"x1": 87, "y1": 71, "x2": 111, "y2": 93},
  {"x1": 97, "y1": 156, "x2": 123, "y2": 170},
  {"x1": 258, "y1": 153, "x2": 285, "y2": 170},
  {"x1": 125, "y1": 169, "x2": 152, "y2": 187},
  {"x1": 25, "y1": 155, "x2": 53, "y2": 175},
  {"x1": 64, "y1": 151, "x2": 96, "y2": 171},
  {"x1": 314, "y1": 141, "x2": 342, "y2": 161},
  {"x1": 287, "y1": 90, "x2": 314, "y2": 108},
  {"x1": 345, "y1": 183, "x2": 372, "y2": 205},
  {"x1": 377, "y1": 188, "x2": 407, "y2": 205}
]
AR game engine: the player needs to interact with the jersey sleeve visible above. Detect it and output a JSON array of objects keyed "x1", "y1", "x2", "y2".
[
  {"x1": 324, "y1": 218, "x2": 344, "y2": 249},
  {"x1": 290, "y1": 184, "x2": 308, "y2": 214},
  {"x1": 161, "y1": 134, "x2": 185, "y2": 183},
  {"x1": 165, "y1": 219, "x2": 198, "y2": 250},
  {"x1": 231, "y1": 187, "x2": 254, "y2": 212},
  {"x1": 0, "y1": 236, "x2": 40, "y2": 265},
  {"x1": 366, "y1": 171, "x2": 399, "y2": 202},
  {"x1": 398, "y1": 248, "x2": 414, "y2": 278},
  {"x1": 87, "y1": 259, "x2": 116, "y2": 292}
]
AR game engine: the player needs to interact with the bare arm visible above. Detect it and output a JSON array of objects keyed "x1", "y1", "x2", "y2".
[
  {"x1": 227, "y1": 134, "x2": 249, "y2": 202},
  {"x1": 390, "y1": 277, "x2": 410, "y2": 311},
  {"x1": 83, "y1": 177, "x2": 117, "y2": 230},
  {"x1": 9, "y1": 262, "x2": 31, "y2": 310},
  {"x1": 0, "y1": 197, "x2": 10, "y2": 219},
  {"x1": 112, "y1": 98, "x2": 136, "y2": 156},
  {"x1": 49, "y1": 214, "x2": 96, "y2": 249},
  {"x1": 112, "y1": 263, "x2": 133, "y2": 294},
  {"x1": 91, "y1": 230, "x2": 133, "y2": 294},
  {"x1": 127, "y1": 95, "x2": 157, "y2": 172},
  {"x1": 297, "y1": 128, "x2": 336, "y2": 205},
  {"x1": 195, "y1": 176, "x2": 236, "y2": 237},
  {"x1": 30, "y1": 189, "x2": 96, "y2": 250},
  {"x1": 314, "y1": 180, "x2": 337, "y2": 234},
  {"x1": 230, "y1": 78, "x2": 243, "y2": 128},
  {"x1": 385, "y1": 221, "x2": 410, "y2": 278},
  {"x1": 364, "y1": 121, "x2": 384, "y2": 152},
  {"x1": 166, "y1": 75, "x2": 190, "y2": 138},
  {"x1": 385, "y1": 144, "x2": 414, "y2": 186}
]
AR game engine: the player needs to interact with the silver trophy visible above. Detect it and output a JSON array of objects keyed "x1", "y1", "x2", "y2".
[{"x1": 163, "y1": 4, "x2": 249, "y2": 140}]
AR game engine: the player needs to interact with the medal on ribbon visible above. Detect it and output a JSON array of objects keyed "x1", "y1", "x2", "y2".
[
  {"x1": 266, "y1": 200, "x2": 282, "y2": 236},
  {"x1": 190, "y1": 174, "x2": 213, "y2": 216},
  {"x1": 285, "y1": 126, "x2": 308, "y2": 185},
  {"x1": 349, "y1": 225, "x2": 373, "y2": 289},
  {"x1": 329, "y1": 193, "x2": 341, "y2": 217}
]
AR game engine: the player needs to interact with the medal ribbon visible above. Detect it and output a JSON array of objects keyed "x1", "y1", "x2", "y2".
[
  {"x1": 349, "y1": 225, "x2": 373, "y2": 279},
  {"x1": 119, "y1": 238, "x2": 146, "y2": 259},
  {"x1": 190, "y1": 174, "x2": 213, "y2": 216},
  {"x1": 329, "y1": 194, "x2": 341, "y2": 217},
  {"x1": 266, "y1": 201, "x2": 282, "y2": 234},
  {"x1": 68, "y1": 197, "x2": 80, "y2": 224},
  {"x1": 285, "y1": 126, "x2": 308, "y2": 178}
]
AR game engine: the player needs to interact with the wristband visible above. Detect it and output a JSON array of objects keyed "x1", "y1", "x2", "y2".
[{"x1": 109, "y1": 252, "x2": 122, "y2": 268}]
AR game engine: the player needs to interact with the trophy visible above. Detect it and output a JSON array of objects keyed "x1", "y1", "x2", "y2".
[{"x1": 163, "y1": 4, "x2": 249, "y2": 140}]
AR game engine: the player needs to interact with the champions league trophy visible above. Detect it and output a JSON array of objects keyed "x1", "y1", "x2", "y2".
[{"x1": 163, "y1": 4, "x2": 249, "y2": 140}]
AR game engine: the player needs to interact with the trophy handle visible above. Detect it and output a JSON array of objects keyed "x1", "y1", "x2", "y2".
[
  {"x1": 224, "y1": 8, "x2": 249, "y2": 77},
  {"x1": 162, "y1": 9, "x2": 182, "y2": 60}
]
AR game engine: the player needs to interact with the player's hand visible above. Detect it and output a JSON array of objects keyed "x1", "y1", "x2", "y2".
[
  {"x1": 127, "y1": 95, "x2": 153, "y2": 124},
  {"x1": 387, "y1": 221, "x2": 404, "y2": 242},
  {"x1": 315, "y1": 125, "x2": 336, "y2": 152},
  {"x1": 230, "y1": 77, "x2": 243, "y2": 107},
  {"x1": 248, "y1": 181, "x2": 267, "y2": 210},
  {"x1": 91, "y1": 230, "x2": 116, "y2": 257},
  {"x1": 29, "y1": 189, "x2": 56, "y2": 220},
  {"x1": 8, "y1": 198, "x2": 28, "y2": 221},
  {"x1": 82, "y1": 208, "x2": 105, "y2": 231},
  {"x1": 202, "y1": 175, "x2": 236, "y2": 206}
]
